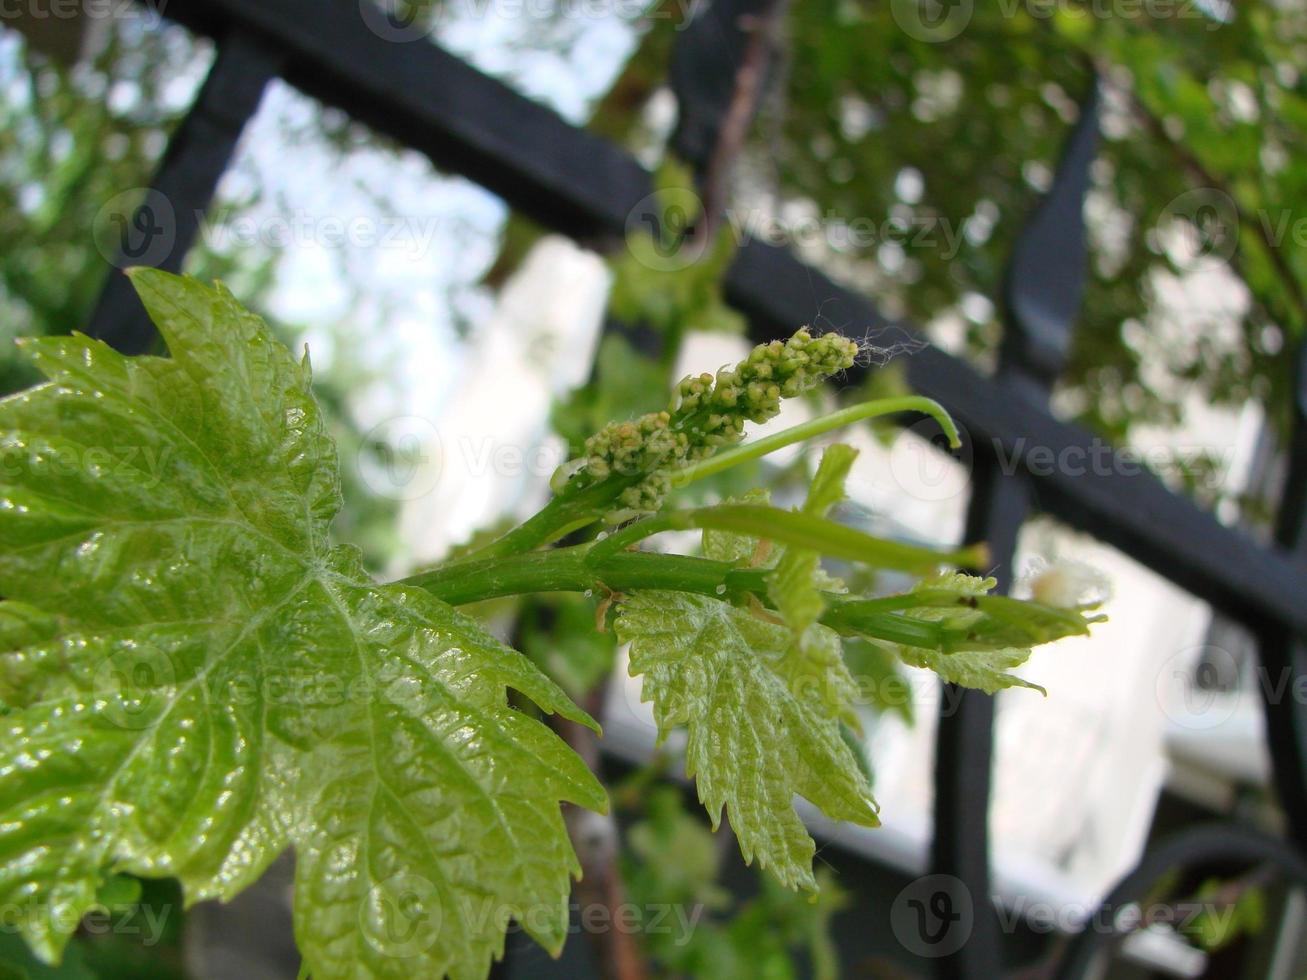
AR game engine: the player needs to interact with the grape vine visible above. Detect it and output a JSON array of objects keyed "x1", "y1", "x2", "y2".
[{"x1": 0, "y1": 270, "x2": 1101, "y2": 978}]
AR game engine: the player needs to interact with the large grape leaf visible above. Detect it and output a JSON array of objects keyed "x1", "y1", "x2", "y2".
[
  {"x1": 614, "y1": 591, "x2": 878, "y2": 890},
  {"x1": 0, "y1": 270, "x2": 605, "y2": 979}
]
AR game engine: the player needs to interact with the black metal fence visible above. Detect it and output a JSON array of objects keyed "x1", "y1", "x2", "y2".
[{"x1": 69, "y1": 0, "x2": 1307, "y2": 976}]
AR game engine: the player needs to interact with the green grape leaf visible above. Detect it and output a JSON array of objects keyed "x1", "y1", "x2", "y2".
[
  {"x1": 0, "y1": 270, "x2": 605, "y2": 979},
  {"x1": 614, "y1": 591, "x2": 878, "y2": 890},
  {"x1": 624, "y1": 784, "x2": 850, "y2": 980},
  {"x1": 894, "y1": 644, "x2": 1045, "y2": 696},
  {"x1": 768, "y1": 444, "x2": 857, "y2": 639},
  {"x1": 970, "y1": 593, "x2": 1100, "y2": 646}
]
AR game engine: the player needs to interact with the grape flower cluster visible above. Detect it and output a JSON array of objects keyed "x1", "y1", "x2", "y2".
[{"x1": 562, "y1": 329, "x2": 859, "y2": 517}]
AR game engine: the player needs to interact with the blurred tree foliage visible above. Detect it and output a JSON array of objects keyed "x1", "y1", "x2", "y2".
[
  {"x1": 773, "y1": 1, "x2": 1305, "y2": 447},
  {"x1": 581, "y1": 1, "x2": 1306, "y2": 510},
  {"x1": 0, "y1": 18, "x2": 209, "y2": 392},
  {"x1": 619, "y1": 784, "x2": 850, "y2": 980}
]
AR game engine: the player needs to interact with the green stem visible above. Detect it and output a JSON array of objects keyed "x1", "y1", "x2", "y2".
[
  {"x1": 468, "y1": 500, "x2": 577, "y2": 560},
  {"x1": 403, "y1": 546, "x2": 746, "y2": 606},
  {"x1": 457, "y1": 476, "x2": 640, "y2": 562},
  {"x1": 587, "y1": 504, "x2": 987, "y2": 572},
  {"x1": 669, "y1": 395, "x2": 960, "y2": 489},
  {"x1": 585, "y1": 512, "x2": 683, "y2": 565},
  {"x1": 401, "y1": 546, "x2": 972, "y2": 651}
]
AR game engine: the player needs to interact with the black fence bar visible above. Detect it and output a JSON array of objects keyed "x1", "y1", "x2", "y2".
[
  {"x1": 667, "y1": 0, "x2": 777, "y2": 176},
  {"x1": 930, "y1": 81, "x2": 1100, "y2": 977},
  {"x1": 931, "y1": 448, "x2": 1030, "y2": 977},
  {"x1": 1054, "y1": 822, "x2": 1307, "y2": 979},
  {"x1": 142, "y1": 0, "x2": 1307, "y2": 638},
  {"x1": 1257, "y1": 342, "x2": 1307, "y2": 847},
  {"x1": 87, "y1": 31, "x2": 283, "y2": 353}
]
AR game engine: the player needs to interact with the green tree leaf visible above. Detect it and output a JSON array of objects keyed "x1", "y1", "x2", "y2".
[
  {"x1": 0, "y1": 270, "x2": 605, "y2": 978},
  {"x1": 614, "y1": 591, "x2": 878, "y2": 890}
]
